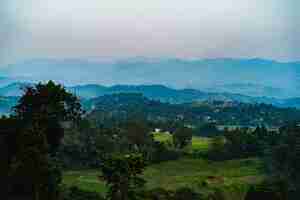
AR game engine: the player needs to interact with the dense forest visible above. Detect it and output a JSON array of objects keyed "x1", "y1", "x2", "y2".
[
  {"x1": 1, "y1": 81, "x2": 300, "y2": 200},
  {"x1": 87, "y1": 93, "x2": 300, "y2": 127}
]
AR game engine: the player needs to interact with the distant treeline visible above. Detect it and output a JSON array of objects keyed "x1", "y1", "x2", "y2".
[{"x1": 87, "y1": 93, "x2": 300, "y2": 128}]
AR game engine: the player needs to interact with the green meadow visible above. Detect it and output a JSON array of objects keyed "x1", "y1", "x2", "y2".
[
  {"x1": 152, "y1": 132, "x2": 212, "y2": 153},
  {"x1": 63, "y1": 134, "x2": 264, "y2": 198},
  {"x1": 63, "y1": 158, "x2": 263, "y2": 198}
]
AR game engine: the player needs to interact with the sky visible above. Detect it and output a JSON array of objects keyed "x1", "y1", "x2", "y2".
[{"x1": 0, "y1": 0, "x2": 299, "y2": 66}]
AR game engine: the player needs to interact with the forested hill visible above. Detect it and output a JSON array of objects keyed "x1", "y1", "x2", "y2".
[
  {"x1": 87, "y1": 93, "x2": 300, "y2": 127},
  {"x1": 70, "y1": 84, "x2": 300, "y2": 107},
  {"x1": 2, "y1": 83, "x2": 300, "y2": 108}
]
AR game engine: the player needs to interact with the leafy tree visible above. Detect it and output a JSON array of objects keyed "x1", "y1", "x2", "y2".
[
  {"x1": 7, "y1": 81, "x2": 83, "y2": 199},
  {"x1": 121, "y1": 120, "x2": 151, "y2": 150},
  {"x1": 59, "y1": 120, "x2": 116, "y2": 168},
  {"x1": 10, "y1": 122, "x2": 51, "y2": 200},
  {"x1": 100, "y1": 153, "x2": 147, "y2": 200},
  {"x1": 222, "y1": 127, "x2": 272, "y2": 159},
  {"x1": 14, "y1": 80, "x2": 83, "y2": 152},
  {"x1": 173, "y1": 126, "x2": 193, "y2": 149}
]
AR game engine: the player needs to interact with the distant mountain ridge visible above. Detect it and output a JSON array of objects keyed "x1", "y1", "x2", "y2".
[
  {"x1": 204, "y1": 83, "x2": 288, "y2": 98},
  {"x1": 1, "y1": 58, "x2": 300, "y2": 97},
  {"x1": 1, "y1": 83, "x2": 300, "y2": 109},
  {"x1": 0, "y1": 96, "x2": 18, "y2": 115},
  {"x1": 68, "y1": 84, "x2": 300, "y2": 109},
  {"x1": 0, "y1": 82, "x2": 32, "y2": 97}
]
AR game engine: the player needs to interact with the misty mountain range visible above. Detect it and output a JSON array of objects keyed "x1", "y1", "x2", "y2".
[
  {"x1": 1, "y1": 82, "x2": 300, "y2": 116},
  {"x1": 1, "y1": 58, "x2": 300, "y2": 114},
  {"x1": 1, "y1": 58, "x2": 300, "y2": 98}
]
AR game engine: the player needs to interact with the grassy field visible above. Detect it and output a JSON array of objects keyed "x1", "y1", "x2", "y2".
[
  {"x1": 152, "y1": 132, "x2": 212, "y2": 152},
  {"x1": 63, "y1": 133, "x2": 264, "y2": 199},
  {"x1": 63, "y1": 158, "x2": 263, "y2": 195}
]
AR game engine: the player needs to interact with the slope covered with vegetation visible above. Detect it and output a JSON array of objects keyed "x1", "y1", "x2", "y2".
[
  {"x1": 88, "y1": 93, "x2": 300, "y2": 127},
  {"x1": 2, "y1": 81, "x2": 300, "y2": 200}
]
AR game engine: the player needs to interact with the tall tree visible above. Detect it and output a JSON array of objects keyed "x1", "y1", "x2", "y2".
[
  {"x1": 100, "y1": 153, "x2": 147, "y2": 200},
  {"x1": 8, "y1": 81, "x2": 83, "y2": 199},
  {"x1": 10, "y1": 122, "x2": 50, "y2": 200},
  {"x1": 14, "y1": 80, "x2": 83, "y2": 151},
  {"x1": 173, "y1": 126, "x2": 193, "y2": 149}
]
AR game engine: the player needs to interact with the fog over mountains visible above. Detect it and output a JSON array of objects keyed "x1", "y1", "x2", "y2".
[
  {"x1": 1, "y1": 58, "x2": 300, "y2": 98},
  {"x1": 1, "y1": 57, "x2": 300, "y2": 114}
]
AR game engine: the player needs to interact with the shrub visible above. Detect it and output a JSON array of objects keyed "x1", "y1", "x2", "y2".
[{"x1": 62, "y1": 186, "x2": 105, "y2": 200}]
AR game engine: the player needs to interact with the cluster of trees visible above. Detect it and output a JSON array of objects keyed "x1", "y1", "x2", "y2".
[
  {"x1": 58, "y1": 119, "x2": 190, "y2": 169},
  {"x1": 214, "y1": 126, "x2": 279, "y2": 160},
  {"x1": 206, "y1": 124, "x2": 300, "y2": 199},
  {"x1": 88, "y1": 93, "x2": 300, "y2": 127},
  {"x1": 1, "y1": 81, "x2": 83, "y2": 200},
  {"x1": 264, "y1": 123, "x2": 300, "y2": 199}
]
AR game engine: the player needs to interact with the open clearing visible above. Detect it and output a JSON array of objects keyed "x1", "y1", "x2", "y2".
[
  {"x1": 152, "y1": 132, "x2": 212, "y2": 152},
  {"x1": 63, "y1": 157, "x2": 263, "y2": 195},
  {"x1": 63, "y1": 134, "x2": 263, "y2": 198}
]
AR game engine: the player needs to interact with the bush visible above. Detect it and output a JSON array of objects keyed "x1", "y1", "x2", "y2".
[
  {"x1": 140, "y1": 187, "x2": 203, "y2": 200},
  {"x1": 62, "y1": 186, "x2": 105, "y2": 200},
  {"x1": 173, "y1": 187, "x2": 203, "y2": 200},
  {"x1": 245, "y1": 185, "x2": 281, "y2": 200},
  {"x1": 152, "y1": 142, "x2": 181, "y2": 163}
]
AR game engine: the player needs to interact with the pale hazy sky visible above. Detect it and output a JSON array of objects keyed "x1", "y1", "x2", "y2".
[{"x1": 0, "y1": 0, "x2": 299, "y2": 66}]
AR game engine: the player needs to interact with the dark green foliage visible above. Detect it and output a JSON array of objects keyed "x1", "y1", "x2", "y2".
[
  {"x1": 88, "y1": 93, "x2": 300, "y2": 128},
  {"x1": 9, "y1": 122, "x2": 61, "y2": 200},
  {"x1": 100, "y1": 153, "x2": 147, "y2": 200},
  {"x1": 245, "y1": 181, "x2": 285, "y2": 200},
  {"x1": 0, "y1": 116, "x2": 16, "y2": 199},
  {"x1": 140, "y1": 187, "x2": 203, "y2": 200},
  {"x1": 194, "y1": 123, "x2": 221, "y2": 137},
  {"x1": 58, "y1": 119, "x2": 179, "y2": 168},
  {"x1": 58, "y1": 119, "x2": 105, "y2": 168},
  {"x1": 172, "y1": 187, "x2": 203, "y2": 200},
  {"x1": 2, "y1": 81, "x2": 83, "y2": 200},
  {"x1": 151, "y1": 141, "x2": 181, "y2": 163},
  {"x1": 13, "y1": 80, "x2": 83, "y2": 151},
  {"x1": 62, "y1": 186, "x2": 105, "y2": 200},
  {"x1": 120, "y1": 120, "x2": 152, "y2": 150},
  {"x1": 173, "y1": 126, "x2": 193, "y2": 149},
  {"x1": 265, "y1": 123, "x2": 300, "y2": 197},
  {"x1": 142, "y1": 188, "x2": 171, "y2": 200},
  {"x1": 222, "y1": 126, "x2": 277, "y2": 159}
]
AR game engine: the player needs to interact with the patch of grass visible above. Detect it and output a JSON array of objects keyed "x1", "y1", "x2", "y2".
[
  {"x1": 190, "y1": 137, "x2": 212, "y2": 152},
  {"x1": 63, "y1": 170, "x2": 107, "y2": 194},
  {"x1": 152, "y1": 132, "x2": 173, "y2": 144},
  {"x1": 152, "y1": 132, "x2": 212, "y2": 152},
  {"x1": 62, "y1": 158, "x2": 263, "y2": 195}
]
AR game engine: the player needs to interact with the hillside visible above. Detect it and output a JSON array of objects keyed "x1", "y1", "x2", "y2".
[
  {"x1": 2, "y1": 82, "x2": 300, "y2": 116},
  {"x1": 205, "y1": 83, "x2": 287, "y2": 98},
  {"x1": 67, "y1": 84, "x2": 300, "y2": 108},
  {"x1": 87, "y1": 93, "x2": 300, "y2": 127}
]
